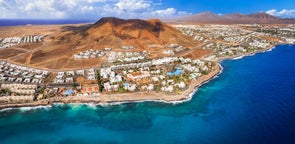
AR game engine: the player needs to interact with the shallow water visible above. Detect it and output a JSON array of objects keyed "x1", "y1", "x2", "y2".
[{"x1": 0, "y1": 44, "x2": 295, "y2": 144}]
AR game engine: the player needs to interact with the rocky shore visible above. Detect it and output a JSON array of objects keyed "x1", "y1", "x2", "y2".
[
  {"x1": 0, "y1": 43, "x2": 282, "y2": 110},
  {"x1": 0, "y1": 62, "x2": 221, "y2": 109}
]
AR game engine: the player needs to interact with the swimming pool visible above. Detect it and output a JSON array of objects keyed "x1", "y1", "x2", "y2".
[{"x1": 167, "y1": 69, "x2": 184, "y2": 76}]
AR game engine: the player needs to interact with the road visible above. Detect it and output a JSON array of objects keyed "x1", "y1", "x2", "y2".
[{"x1": 175, "y1": 40, "x2": 213, "y2": 57}]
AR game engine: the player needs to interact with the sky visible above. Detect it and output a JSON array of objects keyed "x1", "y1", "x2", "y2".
[{"x1": 0, "y1": 0, "x2": 294, "y2": 19}]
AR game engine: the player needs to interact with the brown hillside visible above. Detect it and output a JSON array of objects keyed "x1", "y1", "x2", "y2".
[
  {"x1": 7, "y1": 17, "x2": 206, "y2": 70},
  {"x1": 86, "y1": 17, "x2": 200, "y2": 48}
]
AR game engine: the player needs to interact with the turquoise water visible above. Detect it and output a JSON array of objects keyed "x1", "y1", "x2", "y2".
[
  {"x1": 63, "y1": 89, "x2": 73, "y2": 95},
  {"x1": 0, "y1": 44, "x2": 295, "y2": 144},
  {"x1": 167, "y1": 69, "x2": 184, "y2": 76}
]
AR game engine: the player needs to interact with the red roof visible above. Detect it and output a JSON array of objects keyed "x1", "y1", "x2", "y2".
[
  {"x1": 94, "y1": 86, "x2": 98, "y2": 91},
  {"x1": 82, "y1": 88, "x2": 87, "y2": 93}
]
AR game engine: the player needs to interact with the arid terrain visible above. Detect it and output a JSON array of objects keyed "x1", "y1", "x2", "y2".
[
  {"x1": 0, "y1": 18, "x2": 209, "y2": 70},
  {"x1": 0, "y1": 16, "x2": 294, "y2": 108}
]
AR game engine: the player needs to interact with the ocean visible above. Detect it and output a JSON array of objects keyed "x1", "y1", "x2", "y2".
[
  {"x1": 0, "y1": 44, "x2": 295, "y2": 144},
  {"x1": 0, "y1": 19, "x2": 95, "y2": 26}
]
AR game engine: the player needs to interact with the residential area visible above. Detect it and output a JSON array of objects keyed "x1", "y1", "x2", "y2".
[
  {"x1": 0, "y1": 35, "x2": 44, "y2": 49},
  {"x1": 0, "y1": 61, "x2": 50, "y2": 84},
  {"x1": 0, "y1": 24, "x2": 294, "y2": 105},
  {"x1": 176, "y1": 24, "x2": 294, "y2": 58},
  {"x1": 99, "y1": 57, "x2": 212, "y2": 94},
  {"x1": 0, "y1": 54, "x2": 214, "y2": 104}
]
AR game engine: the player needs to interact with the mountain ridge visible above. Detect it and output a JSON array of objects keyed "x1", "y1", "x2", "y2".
[{"x1": 167, "y1": 12, "x2": 295, "y2": 24}]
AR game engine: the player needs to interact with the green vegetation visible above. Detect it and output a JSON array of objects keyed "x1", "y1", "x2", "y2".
[
  {"x1": 39, "y1": 86, "x2": 46, "y2": 93},
  {"x1": 173, "y1": 76, "x2": 183, "y2": 83},
  {"x1": 0, "y1": 88, "x2": 11, "y2": 96},
  {"x1": 118, "y1": 87, "x2": 127, "y2": 93},
  {"x1": 176, "y1": 89, "x2": 183, "y2": 94},
  {"x1": 182, "y1": 74, "x2": 190, "y2": 81},
  {"x1": 256, "y1": 29, "x2": 279, "y2": 35},
  {"x1": 96, "y1": 71, "x2": 104, "y2": 92},
  {"x1": 72, "y1": 83, "x2": 80, "y2": 89}
]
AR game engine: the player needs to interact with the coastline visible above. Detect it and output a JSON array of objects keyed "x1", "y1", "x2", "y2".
[
  {"x1": 217, "y1": 44, "x2": 277, "y2": 62},
  {"x1": 0, "y1": 63, "x2": 221, "y2": 110},
  {"x1": 0, "y1": 43, "x2": 286, "y2": 110}
]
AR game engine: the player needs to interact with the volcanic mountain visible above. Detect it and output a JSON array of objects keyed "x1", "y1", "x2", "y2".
[
  {"x1": 17, "y1": 17, "x2": 206, "y2": 69},
  {"x1": 169, "y1": 12, "x2": 295, "y2": 24},
  {"x1": 49, "y1": 17, "x2": 201, "y2": 51},
  {"x1": 85, "y1": 17, "x2": 200, "y2": 48}
]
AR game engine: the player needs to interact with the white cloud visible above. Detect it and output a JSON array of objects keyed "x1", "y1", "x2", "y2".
[
  {"x1": 0, "y1": 0, "x2": 189, "y2": 19},
  {"x1": 115, "y1": 0, "x2": 151, "y2": 11},
  {"x1": 266, "y1": 9, "x2": 295, "y2": 18},
  {"x1": 85, "y1": 0, "x2": 109, "y2": 2},
  {"x1": 152, "y1": 8, "x2": 176, "y2": 17},
  {"x1": 80, "y1": 5, "x2": 94, "y2": 13}
]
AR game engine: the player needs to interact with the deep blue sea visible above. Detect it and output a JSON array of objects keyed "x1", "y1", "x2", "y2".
[
  {"x1": 0, "y1": 19, "x2": 95, "y2": 26},
  {"x1": 0, "y1": 44, "x2": 295, "y2": 144}
]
